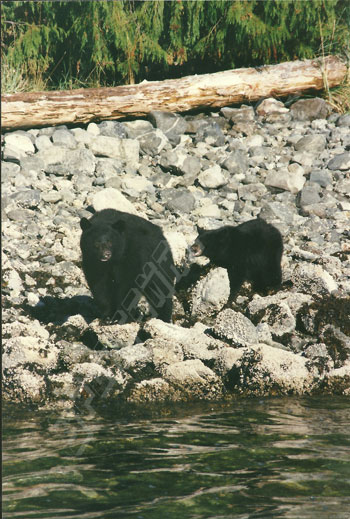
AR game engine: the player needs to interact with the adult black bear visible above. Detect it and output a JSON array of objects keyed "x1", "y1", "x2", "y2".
[
  {"x1": 190, "y1": 218, "x2": 283, "y2": 299},
  {"x1": 80, "y1": 209, "x2": 175, "y2": 323}
]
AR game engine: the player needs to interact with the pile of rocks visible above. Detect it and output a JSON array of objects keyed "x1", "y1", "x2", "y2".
[{"x1": 2, "y1": 96, "x2": 350, "y2": 408}]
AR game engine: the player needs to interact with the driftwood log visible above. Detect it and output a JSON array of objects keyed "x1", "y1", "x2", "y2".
[{"x1": 2, "y1": 55, "x2": 347, "y2": 131}]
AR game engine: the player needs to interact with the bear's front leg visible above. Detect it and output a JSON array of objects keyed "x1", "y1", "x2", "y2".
[
  {"x1": 85, "y1": 269, "x2": 116, "y2": 320},
  {"x1": 227, "y1": 267, "x2": 245, "y2": 301}
]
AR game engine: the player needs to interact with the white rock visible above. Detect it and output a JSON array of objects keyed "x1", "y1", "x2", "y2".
[
  {"x1": 121, "y1": 176, "x2": 155, "y2": 196},
  {"x1": 191, "y1": 268, "x2": 230, "y2": 318},
  {"x1": 194, "y1": 202, "x2": 222, "y2": 218},
  {"x1": 89, "y1": 136, "x2": 139, "y2": 162},
  {"x1": 35, "y1": 135, "x2": 53, "y2": 151},
  {"x1": 265, "y1": 166, "x2": 306, "y2": 194},
  {"x1": 4, "y1": 269, "x2": 23, "y2": 297},
  {"x1": 113, "y1": 344, "x2": 151, "y2": 372},
  {"x1": 256, "y1": 98, "x2": 289, "y2": 115},
  {"x1": 144, "y1": 318, "x2": 225, "y2": 363},
  {"x1": 87, "y1": 122, "x2": 100, "y2": 135},
  {"x1": 246, "y1": 134, "x2": 264, "y2": 147},
  {"x1": 198, "y1": 165, "x2": 227, "y2": 189},
  {"x1": 90, "y1": 188, "x2": 139, "y2": 215},
  {"x1": 164, "y1": 231, "x2": 189, "y2": 266},
  {"x1": 71, "y1": 128, "x2": 95, "y2": 145},
  {"x1": 211, "y1": 308, "x2": 259, "y2": 346},
  {"x1": 123, "y1": 120, "x2": 153, "y2": 138},
  {"x1": 231, "y1": 344, "x2": 314, "y2": 395},
  {"x1": 163, "y1": 359, "x2": 217, "y2": 385},
  {"x1": 36, "y1": 146, "x2": 67, "y2": 167},
  {"x1": 291, "y1": 263, "x2": 338, "y2": 295},
  {"x1": 5, "y1": 133, "x2": 35, "y2": 154},
  {"x1": 4, "y1": 336, "x2": 58, "y2": 369}
]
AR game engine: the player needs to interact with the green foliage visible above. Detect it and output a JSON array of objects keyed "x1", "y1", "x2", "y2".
[{"x1": 1, "y1": 0, "x2": 349, "y2": 92}]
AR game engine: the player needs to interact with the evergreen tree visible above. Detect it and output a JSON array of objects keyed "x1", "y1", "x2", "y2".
[{"x1": 1, "y1": 0, "x2": 349, "y2": 92}]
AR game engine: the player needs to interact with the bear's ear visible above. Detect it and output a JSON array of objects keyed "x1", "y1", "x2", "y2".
[
  {"x1": 196, "y1": 225, "x2": 205, "y2": 235},
  {"x1": 112, "y1": 220, "x2": 126, "y2": 233},
  {"x1": 80, "y1": 217, "x2": 91, "y2": 231}
]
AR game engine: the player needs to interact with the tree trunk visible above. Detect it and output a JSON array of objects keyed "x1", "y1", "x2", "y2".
[{"x1": 2, "y1": 55, "x2": 347, "y2": 131}]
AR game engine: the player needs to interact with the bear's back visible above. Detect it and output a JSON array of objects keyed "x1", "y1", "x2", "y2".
[
  {"x1": 89, "y1": 209, "x2": 162, "y2": 235},
  {"x1": 235, "y1": 218, "x2": 283, "y2": 257}
]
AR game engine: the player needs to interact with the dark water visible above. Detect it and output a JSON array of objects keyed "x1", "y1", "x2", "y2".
[{"x1": 3, "y1": 396, "x2": 350, "y2": 519}]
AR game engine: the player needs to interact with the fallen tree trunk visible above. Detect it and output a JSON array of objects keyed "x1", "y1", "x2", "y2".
[{"x1": 2, "y1": 55, "x2": 347, "y2": 131}]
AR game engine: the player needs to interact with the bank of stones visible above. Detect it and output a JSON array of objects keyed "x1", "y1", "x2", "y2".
[{"x1": 2, "y1": 96, "x2": 350, "y2": 408}]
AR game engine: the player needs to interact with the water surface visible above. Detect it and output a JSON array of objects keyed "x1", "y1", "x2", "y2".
[{"x1": 3, "y1": 396, "x2": 350, "y2": 518}]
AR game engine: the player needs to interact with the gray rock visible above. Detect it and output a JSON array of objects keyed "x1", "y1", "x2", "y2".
[
  {"x1": 162, "y1": 188, "x2": 196, "y2": 214},
  {"x1": 225, "y1": 105, "x2": 255, "y2": 123},
  {"x1": 238, "y1": 182, "x2": 267, "y2": 202},
  {"x1": 148, "y1": 111, "x2": 188, "y2": 145},
  {"x1": 95, "y1": 157, "x2": 123, "y2": 179},
  {"x1": 162, "y1": 359, "x2": 223, "y2": 399},
  {"x1": 41, "y1": 191, "x2": 63, "y2": 203},
  {"x1": 19, "y1": 156, "x2": 45, "y2": 177},
  {"x1": 138, "y1": 129, "x2": 168, "y2": 156},
  {"x1": 44, "y1": 147, "x2": 96, "y2": 176},
  {"x1": 111, "y1": 344, "x2": 151, "y2": 373},
  {"x1": 327, "y1": 153, "x2": 350, "y2": 171},
  {"x1": 70, "y1": 128, "x2": 95, "y2": 145},
  {"x1": 222, "y1": 150, "x2": 248, "y2": 174},
  {"x1": 52, "y1": 129, "x2": 77, "y2": 149},
  {"x1": 259, "y1": 200, "x2": 298, "y2": 225},
  {"x1": 97, "y1": 120, "x2": 127, "y2": 138},
  {"x1": 7, "y1": 208, "x2": 35, "y2": 221},
  {"x1": 1, "y1": 162, "x2": 20, "y2": 180},
  {"x1": 185, "y1": 116, "x2": 210, "y2": 134},
  {"x1": 336, "y1": 114, "x2": 350, "y2": 127},
  {"x1": 294, "y1": 134, "x2": 326, "y2": 152},
  {"x1": 160, "y1": 150, "x2": 201, "y2": 178},
  {"x1": 309, "y1": 169, "x2": 333, "y2": 187},
  {"x1": 194, "y1": 120, "x2": 225, "y2": 147},
  {"x1": 321, "y1": 325, "x2": 350, "y2": 365},
  {"x1": 11, "y1": 189, "x2": 41, "y2": 208},
  {"x1": 3, "y1": 95, "x2": 350, "y2": 407},
  {"x1": 304, "y1": 343, "x2": 330, "y2": 359},
  {"x1": 298, "y1": 182, "x2": 322, "y2": 207},
  {"x1": 290, "y1": 98, "x2": 332, "y2": 121},
  {"x1": 334, "y1": 178, "x2": 350, "y2": 195}
]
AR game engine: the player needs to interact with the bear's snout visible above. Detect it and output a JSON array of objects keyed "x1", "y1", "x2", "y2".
[
  {"x1": 100, "y1": 249, "x2": 112, "y2": 262},
  {"x1": 97, "y1": 241, "x2": 113, "y2": 262},
  {"x1": 190, "y1": 241, "x2": 204, "y2": 257}
]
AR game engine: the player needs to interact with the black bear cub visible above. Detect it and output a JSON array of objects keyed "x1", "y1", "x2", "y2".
[
  {"x1": 190, "y1": 218, "x2": 283, "y2": 299},
  {"x1": 80, "y1": 209, "x2": 175, "y2": 323}
]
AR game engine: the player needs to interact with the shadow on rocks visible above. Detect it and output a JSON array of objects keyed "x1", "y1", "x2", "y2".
[{"x1": 27, "y1": 295, "x2": 98, "y2": 325}]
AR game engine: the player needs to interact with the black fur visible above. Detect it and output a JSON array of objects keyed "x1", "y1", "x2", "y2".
[
  {"x1": 80, "y1": 209, "x2": 175, "y2": 323},
  {"x1": 191, "y1": 218, "x2": 283, "y2": 299}
]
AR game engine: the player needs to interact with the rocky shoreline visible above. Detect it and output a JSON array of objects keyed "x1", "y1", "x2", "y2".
[{"x1": 2, "y1": 96, "x2": 350, "y2": 409}]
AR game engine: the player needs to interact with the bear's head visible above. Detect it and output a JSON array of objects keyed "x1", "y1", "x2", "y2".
[
  {"x1": 80, "y1": 217, "x2": 126, "y2": 263},
  {"x1": 190, "y1": 226, "x2": 231, "y2": 266}
]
